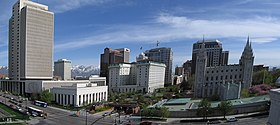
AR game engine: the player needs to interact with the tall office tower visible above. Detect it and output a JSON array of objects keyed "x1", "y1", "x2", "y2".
[
  {"x1": 144, "y1": 47, "x2": 173, "y2": 85},
  {"x1": 54, "y1": 59, "x2": 72, "y2": 80},
  {"x1": 100, "y1": 48, "x2": 130, "y2": 81},
  {"x1": 191, "y1": 40, "x2": 228, "y2": 74},
  {"x1": 9, "y1": 0, "x2": 54, "y2": 80}
]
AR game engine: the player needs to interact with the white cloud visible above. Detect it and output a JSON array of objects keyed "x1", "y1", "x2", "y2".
[
  {"x1": 44, "y1": 0, "x2": 112, "y2": 13},
  {"x1": 55, "y1": 14, "x2": 280, "y2": 52},
  {"x1": 156, "y1": 14, "x2": 280, "y2": 42}
]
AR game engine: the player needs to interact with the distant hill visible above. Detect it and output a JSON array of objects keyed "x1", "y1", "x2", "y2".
[
  {"x1": 0, "y1": 65, "x2": 100, "y2": 78},
  {"x1": 0, "y1": 66, "x2": 8, "y2": 75},
  {"x1": 71, "y1": 65, "x2": 100, "y2": 77}
]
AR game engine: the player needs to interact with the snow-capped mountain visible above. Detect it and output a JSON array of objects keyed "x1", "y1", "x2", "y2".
[
  {"x1": 0, "y1": 66, "x2": 8, "y2": 75},
  {"x1": 71, "y1": 65, "x2": 100, "y2": 77},
  {"x1": 0, "y1": 65, "x2": 100, "y2": 77}
]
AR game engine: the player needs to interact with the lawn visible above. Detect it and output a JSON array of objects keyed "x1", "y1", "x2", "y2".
[{"x1": 0, "y1": 103, "x2": 29, "y2": 120}]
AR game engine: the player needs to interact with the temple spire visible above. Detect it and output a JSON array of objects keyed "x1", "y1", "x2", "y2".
[{"x1": 246, "y1": 35, "x2": 250, "y2": 49}]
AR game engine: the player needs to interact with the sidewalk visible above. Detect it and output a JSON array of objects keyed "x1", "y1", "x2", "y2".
[
  {"x1": 166, "y1": 111, "x2": 268, "y2": 123},
  {"x1": 48, "y1": 106, "x2": 74, "y2": 114}
]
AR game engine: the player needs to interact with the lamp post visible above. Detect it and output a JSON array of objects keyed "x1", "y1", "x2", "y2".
[
  {"x1": 206, "y1": 109, "x2": 208, "y2": 121},
  {"x1": 86, "y1": 110, "x2": 87, "y2": 125}
]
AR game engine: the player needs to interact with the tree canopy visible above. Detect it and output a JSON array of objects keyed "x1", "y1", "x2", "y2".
[{"x1": 217, "y1": 101, "x2": 233, "y2": 119}]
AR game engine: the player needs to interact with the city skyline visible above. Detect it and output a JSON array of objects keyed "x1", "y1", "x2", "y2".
[{"x1": 1, "y1": 0, "x2": 280, "y2": 68}]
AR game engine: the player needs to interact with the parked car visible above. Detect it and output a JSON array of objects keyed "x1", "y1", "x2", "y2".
[
  {"x1": 140, "y1": 121, "x2": 152, "y2": 125},
  {"x1": 207, "y1": 120, "x2": 222, "y2": 124},
  {"x1": 226, "y1": 117, "x2": 238, "y2": 122}
]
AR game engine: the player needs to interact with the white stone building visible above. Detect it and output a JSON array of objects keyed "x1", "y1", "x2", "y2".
[
  {"x1": 51, "y1": 82, "x2": 107, "y2": 107},
  {"x1": 268, "y1": 88, "x2": 280, "y2": 125},
  {"x1": 108, "y1": 61, "x2": 165, "y2": 94},
  {"x1": 194, "y1": 38, "x2": 254, "y2": 98}
]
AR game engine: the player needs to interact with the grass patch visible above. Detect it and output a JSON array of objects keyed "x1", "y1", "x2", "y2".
[
  {"x1": 95, "y1": 107, "x2": 111, "y2": 113},
  {"x1": 4, "y1": 123, "x2": 26, "y2": 125},
  {"x1": 0, "y1": 103, "x2": 29, "y2": 120}
]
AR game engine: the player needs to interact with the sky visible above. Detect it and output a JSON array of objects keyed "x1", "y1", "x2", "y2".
[{"x1": 0, "y1": 0, "x2": 280, "y2": 69}]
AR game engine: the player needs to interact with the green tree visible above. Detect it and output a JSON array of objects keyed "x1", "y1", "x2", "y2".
[
  {"x1": 241, "y1": 89, "x2": 250, "y2": 98},
  {"x1": 40, "y1": 90, "x2": 52, "y2": 104},
  {"x1": 159, "y1": 107, "x2": 170, "y2": 118},
  {"x1": 197, "y1": 99, "x2": 212, "y2": 120},
  {"x1": 252, "y1": 70, "x2": 274, "y2": 85},
  {"x1": 217, "y1": 101, "x2": 233, "y2": 119}
]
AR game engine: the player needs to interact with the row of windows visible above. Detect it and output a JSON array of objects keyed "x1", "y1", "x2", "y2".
[
  {"x1": 207, "y1": 68, "x2": 242, "y2": 73},
  {"x1": 206, "y1": 74, "x2": 242, "y2": 81}
]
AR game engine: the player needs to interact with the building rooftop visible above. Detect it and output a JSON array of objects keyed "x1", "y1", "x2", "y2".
[
  {"x1": 163, "y1": 98, "x2": 191, "y2": 105},
  {"x1": 154, "y1": 95, "x2": 270, "y2": 111}
]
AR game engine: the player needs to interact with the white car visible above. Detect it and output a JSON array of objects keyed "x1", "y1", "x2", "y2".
[{"x1": 226, "y1": 117, "x2": 238, "y2": 122}]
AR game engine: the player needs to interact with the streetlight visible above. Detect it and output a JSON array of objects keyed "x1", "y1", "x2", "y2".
[
  {"x1": 86, "y1": 110, "x2": 87, "y2": 125},
  {"x1": 206, "y1": 109, "x2": 208, "y2": 121}
]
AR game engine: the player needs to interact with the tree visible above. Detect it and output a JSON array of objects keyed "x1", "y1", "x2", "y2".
[
  {"x1": 197, "y1": 99, "x2": 212, "y2": 120},
  {"x1": 159, "y1": 107, "x2": 170, "y2": 118},
  {"x1": 252, "y1": 70, "x2": 273, "y2": 85},
  {"x1": 241, "y1": 89, "x2": 250, "y2": 98},
  {"x1": 40, "y1": 90, "x2": 53, "y2": 104},
  {"x1": 217, "y1": 101, "x2": 233, "y2": 119}
]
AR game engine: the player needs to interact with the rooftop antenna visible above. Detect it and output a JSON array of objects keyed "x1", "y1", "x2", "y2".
[{"x1": 156, "y1": 40, "x2": 160, "y2": 47}]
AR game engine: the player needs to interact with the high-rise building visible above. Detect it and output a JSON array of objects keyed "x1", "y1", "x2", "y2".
[
  {"x1": 144, "y1": 47, "x2": 173, "y2": 85},
  {"x1": 54, "y1": 59, "x2": 72, "y2": 80},
  {"x1": 183, "y1": 60, "x2": 192, "y2": 76},
  {"x1": 194, "y1": 38, "x2": 254, "y2": 98},
  {"x1": 191, "y1": 40, "x2": 228, "y2": 74},
  {"x1": 100, "y1": 48, "x2": 130, "y2": 82},
  {"x1": 175, "y1": 66, "x2": 184, "y2": 76},
  {"x1": 9, "y1": 0, "x2": 54, "y2": 80}
]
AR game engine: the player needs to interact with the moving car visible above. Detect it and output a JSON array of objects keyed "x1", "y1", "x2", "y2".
[
  {"x1": 226, "y1": 117, "x2": 238, "y2": 122},
  {"x1": 102, "y1": 112, "x2": 109, "y2": 117}
]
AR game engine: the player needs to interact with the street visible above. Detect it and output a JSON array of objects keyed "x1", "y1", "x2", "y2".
[
  {"x1": 0, "y1": 91, "x2": 270, "y2": 125},
  {"x1": 0, "y1": 92, "x2": 117, "y2": 125}
]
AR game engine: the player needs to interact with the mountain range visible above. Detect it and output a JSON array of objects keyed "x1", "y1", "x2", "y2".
[{"x1": 0, "y1": 65, "x2": 100, "y2": 77}]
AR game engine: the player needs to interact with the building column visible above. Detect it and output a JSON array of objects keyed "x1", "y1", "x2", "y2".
[
  {"x1": 60, "y1": 94, "x2": 63, "y2": 105},
  {"x1": 65, "y1": 94, "x2": 68, "y2": 105},
  {"x1": 81, "y1": 95, "x2": 83, "y2": 106}
]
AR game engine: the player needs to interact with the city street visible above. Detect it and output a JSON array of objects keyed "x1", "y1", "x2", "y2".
[
  {"x1": 164, "y1": 115, "x2": 268, "y2": 125},
  {"x1": 0, "y1": 92, "x2": 117, "y2": 125},
  {"x1": 0, "y1": 92, "x2": 270, "y2": 125}
]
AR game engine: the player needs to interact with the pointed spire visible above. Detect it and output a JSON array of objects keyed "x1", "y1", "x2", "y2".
[
  {"x1": 246, "y1": 35, "x2": 250, "y2": 48},
  {"x1": 203, "y1": 35, "x2": 205, "y2": 42},
  {"x1": 201, "y1": 35, "x2": 205, "y2": 49}
]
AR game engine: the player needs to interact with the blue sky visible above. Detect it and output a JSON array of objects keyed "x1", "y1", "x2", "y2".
[{"x1": 0, "y1": 0, "x2": 280, "y2": 68}]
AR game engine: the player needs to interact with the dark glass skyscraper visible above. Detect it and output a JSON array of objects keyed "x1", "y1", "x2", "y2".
[
  {"x1": 191, "y1": 40, "x2": 229, "y2": 74},
  {"x1": 144, "y1": 47, "x2": 173, "y2": 86},
  {"x1": 100, "y1": 48, "x2": 130, "y2": 82}
]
